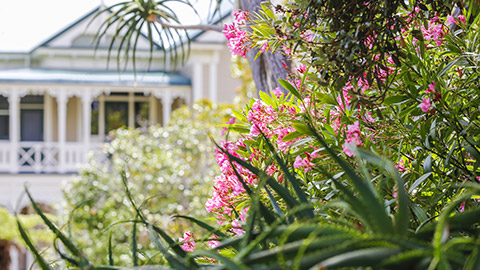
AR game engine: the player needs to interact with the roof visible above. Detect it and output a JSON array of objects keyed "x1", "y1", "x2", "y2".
[
  {"x1": 38, "y1": 6, "x2": 162, "y2": 50},
  {"x1": 38, "y1": 7, "x2": 101, "y2": 48},
  {"x1": 0, "y1": 69, "x2": 190, "y2": 86}
]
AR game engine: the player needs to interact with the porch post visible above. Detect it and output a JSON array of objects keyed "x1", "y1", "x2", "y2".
[
  {"x1": 149, "y1": 94, "x2": 157, "y2": 125},
  {"x1": 8, "y1": 92, "x2": 19, "y2": 173},
  {"x1": 44, "y1": 93, "x2": 52, "y2": 142},
  {"x1": 162, "y1": 93, "x2": 172, "y2": 126},
  {"x1": 99, "y1": 94, "x2": 105, "y2": 139},
  {"x1": 57, "y1": 92, "x2": 67, "y2": 173},
  {"x1": 128, "y1": 92, "x2": 134, "y2": 128},
  {"x1": 81, "y1": 90, "x2": 91, "y2": 152},
  {"x1": 209, "y1": 52, "x2": 219, "y2": 102},
  {"x1": 193, "y1": 63, "x2": 203, "y2": 102}
]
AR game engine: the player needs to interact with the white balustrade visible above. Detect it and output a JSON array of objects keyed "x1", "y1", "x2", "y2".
[
  {"x1": 0, "y1": 142, "x2": 11, "y2": 171},
  {"x1": 0, "y1": 142, "x2": 102, "y2": 173}
]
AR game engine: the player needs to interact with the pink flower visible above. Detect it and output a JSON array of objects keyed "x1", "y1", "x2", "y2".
[
  {"x1": 447, "y1": 15, "x2": 458, "y2": 26},
  {"x1": 222, "y1": 117, "x2": 236, "y2": 135},
  {"x1": 208, "y1": 234, "x2": 220, "y2": 249},
  {"x1": 179, "y1": 232, "x2": 196, "y2": 252},
  {"x1": 223, "y1": 10, "x2": 250, "y2": 57},
  {"x1": 260, "y1": 43, "x2": 269, "y2": 53},
  {"x1": 342, "y1": 121, "x2": 363, "y2": 157},
  {"x1": 395, "y1": 159, "x2": 407, "y2": 172},
  {"x1": 271, "y1": 87, "x2": 282, "y2": 98},
  {"x1": 347, "y1": 121, "x2": 360, "y2": 134},
  {"x1": 294, "y1": 155, "x2": 308, "y2": 168},
  {"x1": 426, "y1": 81, "x2": 435, "y2": 94},
  {"x1": 459, "y1": 201, "x2": 465, "y2": 213},
  {"x1": 420, "y1": 97, "x2": 432, "y2": 113},
  {"x1": 293, "y1": 153, "x2": 315, "y2": 172},
  {"x1": 458, "y1": 15, "x2": 466, "y2": 24},
  {"x1": 233, "y1": 10, "x2": 247, "y2": 23},
  {"x1": 231, "y1": 219, "x2": 244, "y2": 236},
  {"x1": 296, "y1": 64, "x2": 307, "y2": 73},
  {"x1": 421, "y1": 18, "x2": 445, "y2": 46}
]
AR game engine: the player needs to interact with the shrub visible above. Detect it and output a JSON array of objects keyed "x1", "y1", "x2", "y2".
[{"x1": 19, "y1": 1, "x2": 480, "y2": 269}]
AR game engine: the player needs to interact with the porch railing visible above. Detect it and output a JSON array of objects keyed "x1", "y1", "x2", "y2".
[{"x1": 0, "y1": 142, "x2": 102, "y2": 173}]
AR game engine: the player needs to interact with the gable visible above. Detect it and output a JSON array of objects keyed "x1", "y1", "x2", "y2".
[{"x1": 39, "y1": 7, "x2": 158, "y2": 51}]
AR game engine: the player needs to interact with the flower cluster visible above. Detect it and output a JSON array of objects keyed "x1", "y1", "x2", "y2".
[
  {"x1": 179, "y1": 231, "x2": 196, "y2": 252},
  {"x1": 223, "y1": 10, "x2": 250, "y2": 57},
  {"x1": 205, "y1": 139, "x2": 256, "y2": 215},
  {"x1": 342, "y1": 121, "x2": 363, "y2": 157},
  {"x1": 420, "y1": 81, "x2": 441, "y2": 113},
  {"x1": 420, "y1": 15, "x2": 446, "y2": 46}
]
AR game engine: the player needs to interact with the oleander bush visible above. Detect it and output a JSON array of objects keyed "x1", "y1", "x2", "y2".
[{"x1": 19, "y1": 0, "x2": 480, "y2": 269}]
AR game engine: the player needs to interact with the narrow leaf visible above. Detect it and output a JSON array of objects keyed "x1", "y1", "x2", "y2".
[{"x1": 16, "y1": 219, "x2": 52, "y2": 270}]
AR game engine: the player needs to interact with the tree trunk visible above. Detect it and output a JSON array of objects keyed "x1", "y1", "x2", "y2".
[
  {"x1": 0, "y1": 239, "x2": 11, "y2": 270},
  {"x1": 240, "y1": 0, "x2": 291, "y2": 94}
]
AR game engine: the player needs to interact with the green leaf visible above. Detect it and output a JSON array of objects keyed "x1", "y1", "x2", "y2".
[
  {"x1": 312, "y1": 247, "x2": 400, "y2": 269},
  {"x1": 191, "y1": 250, "x2": 249, "y2": 270},
  {"x1": 315, "y1": 92, "x2": 337, "y2": 105},
  {"x1": 131, "y1": 215, "x2": 138, "y2": 266},
  {"x1": 409, "y1": 172, "x2": 432, "y2": 193},
  {"x1": 279, "y1": 79, "x2": 302, "y2": 99},
  {"x1": 174, "y1": 215, "x2": 227, "y2": 238},
  {"x1": 16, "y1": 219, "x2": 52, "y2": 270},
  {"x1": 292, "y1": 122, "x2": 312, "y2": 136},
  {"x1": 259, "y1": 90, "x2": 274, "y2": 106},
  {"x1": 258, "y1": 130, "x2": 314, "y2": 219},
  {"x1": 282, "y1": 131, "x2": 303, "y2": 142},
  {"x1": 355, "y1": 148, "x2": 410, "y2": 236},
  {"x1": 384, "y1": 95, "x2": 409, "y2": 105},
  {"x1": 439, "y1": 56, "x2": 463, "y2": 76},
  {"x1": 228, "y1": 159, "x2": 277, "y2": 224},
  {"x1": 232, "y1": 109, "x2": 246, "y2": 122},
  {"x1": 120, "y1": 172, "x2": 188, "y2": 258},
  {"x1": 264, "y1": 187, "x2": 284, "y2": 216},
  {"x1": 147, "y1": 225, "x2": 190, "y2": 270},
  {"x1": 108, "y1": 231, "x2": 114, "y2": 266},
  {"x1": 464, "y1": 243, "x2": 480, "y2": 270},
  {"x1": 217, "y1": 147, "x2": 301, "y2": 212},
  {"x1": 410, "y1": 203, "x2": 428, "y2": 224},
  {"x1": 309, "y1": 128, "x2": 394, "y2": 235},
  {"x1": 423, "y1": 154, "x2": 432, "y2": 173},
  {"x1": 24, "y1": 187, "x2": 88, "y2": 262}
]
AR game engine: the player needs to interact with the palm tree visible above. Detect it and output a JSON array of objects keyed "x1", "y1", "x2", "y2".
[{"x1": 91, "y1": 0, "x2": 290, "y2": 94}]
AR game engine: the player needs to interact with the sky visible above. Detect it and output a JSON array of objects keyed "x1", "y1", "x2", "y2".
[
  {"x1": 0, "y1": 0, "x2": 102, "y2": 52},
  {"x1": 0, "y1": 0, "x2": 226, "y2": 52}
]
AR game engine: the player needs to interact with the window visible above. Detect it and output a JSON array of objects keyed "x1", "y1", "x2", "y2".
[
  {"x1": 20, "y1": 95, "x2": 44, "y2": 142},
  {"x1": 105, "y1": 101, "x2": 128, "y2": 134},
  {"x1": 91, "y1": 101, "x2": 99, "y2": 135},
  {"x1": 0, "y1": 96, "x2": 8, "y2": 140},
  {"x1": 135, "y1": 102, "x2": 149, "y2": 128},
  {"x1": 91, "y1": 92, "x2": 151, "y2": 136}
]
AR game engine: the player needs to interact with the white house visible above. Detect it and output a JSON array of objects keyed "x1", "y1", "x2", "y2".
[{"x1": 0, "y1": 5, "x2": 238, "y2": 214}]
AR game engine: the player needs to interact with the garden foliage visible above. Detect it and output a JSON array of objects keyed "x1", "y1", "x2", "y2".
[
  {"x1": 59, "y1": 100, "x2": 234, "y2": 266},
  {"x1": 19, "y1": 0, "x2": 480, "y2": 269}
]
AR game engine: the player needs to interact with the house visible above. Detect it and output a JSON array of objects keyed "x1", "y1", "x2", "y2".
[{"x1": 0, "y1": 5, "x2": 238, "y2": 213}]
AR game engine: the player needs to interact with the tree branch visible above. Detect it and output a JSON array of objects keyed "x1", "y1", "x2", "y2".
[{"x1": 155, "y1": 19, "x2": 223, "y2": 32}]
